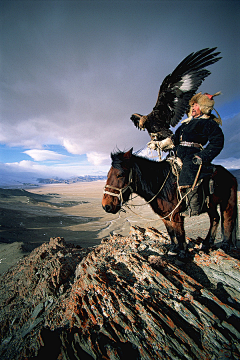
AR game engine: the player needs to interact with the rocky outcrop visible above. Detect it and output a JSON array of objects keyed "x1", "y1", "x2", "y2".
[{"x1": 0, "y1": 227, "x2": 240, "y2": 359}]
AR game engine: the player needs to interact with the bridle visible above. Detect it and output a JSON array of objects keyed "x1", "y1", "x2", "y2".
[
  {"x1": 103, "y1": 162, "x2": 178, "y2": 221},
  {"x1": 103, "y1": 155, "x2": 202, "y2": 221},
  {"x1": 103, "y1": 168, "x2": 133, "y2": 205},
  {"x1": 103, "y1": 165, "x2": 171, "y2": 208}
]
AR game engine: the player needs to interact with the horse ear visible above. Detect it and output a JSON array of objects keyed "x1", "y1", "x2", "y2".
[{"x1": 123, "y1": 148, "x2": 133, "y2": 159}]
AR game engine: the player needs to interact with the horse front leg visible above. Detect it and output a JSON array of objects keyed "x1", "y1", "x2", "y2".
[
  {"x1": 162, "y1": 219, "x2": 179, "y2": 254},
  {"x1": 162, "y1": 214, "x2": 188, "y2": 258}
]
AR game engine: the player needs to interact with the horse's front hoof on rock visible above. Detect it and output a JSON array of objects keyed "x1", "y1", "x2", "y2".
[
  {"x1": 200, "y1": 243, "x2": 210, "y2": 254},
  {"x1": 168, "y1": 244, "x2": 181, "y2": 256}
]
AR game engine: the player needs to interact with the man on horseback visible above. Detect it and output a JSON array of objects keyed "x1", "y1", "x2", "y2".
[
  {"x1": 125, "y1": 49, "x2": 237, "y2": 256},
  {"x1": 158, "y1": 92, "x2": 224, "y2": 216}
]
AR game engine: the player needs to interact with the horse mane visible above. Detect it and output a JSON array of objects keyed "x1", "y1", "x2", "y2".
[
  {"x1": 111, "y1": 150, "x2": 130, "y2": 171},
  {"x1": 111, "y1": 150, "x2": 174, "y2": 200}
]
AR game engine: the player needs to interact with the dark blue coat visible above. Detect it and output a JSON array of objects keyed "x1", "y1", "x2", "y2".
[{"x1": 172, "y1": 115, "x2": 224, "y2": 186}]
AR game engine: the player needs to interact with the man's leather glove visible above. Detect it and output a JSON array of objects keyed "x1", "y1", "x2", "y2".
[
  {"x1": 148, "y1": 137, "x2": 174, "y2": 152},
  {"x1": 192, "y1": 155, "x2": 202, "y2": 165},
  {"x1": 160, "y1": 137, "x2": 174, "y2": 151}
]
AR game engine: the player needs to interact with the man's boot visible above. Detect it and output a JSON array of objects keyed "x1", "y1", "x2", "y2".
[
  {"x1": 179, "y1": 187, "x2": 191, "y2": 216},
  {"x1": 180, "y1": 185, "x2": 205, "y2": 217}
]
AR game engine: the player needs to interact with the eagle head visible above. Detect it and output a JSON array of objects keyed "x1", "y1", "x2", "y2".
[{"x1": 130, "y1": 113, "x2": 148, "y2": 129}]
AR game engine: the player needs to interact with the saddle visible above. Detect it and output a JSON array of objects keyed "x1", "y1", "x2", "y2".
[{"x1": 166, "y1": 155, "x2": 216, "y2": 217}]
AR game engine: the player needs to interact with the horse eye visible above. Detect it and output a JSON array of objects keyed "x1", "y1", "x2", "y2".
[{"x1": 117, "y1": 174, "x2": 124, "y2": 179}]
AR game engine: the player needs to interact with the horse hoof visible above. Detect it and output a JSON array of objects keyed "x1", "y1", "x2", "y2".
[
  {"x1": 200, "y1": 244, "x2": 210, "y2": 253},
  {"x1": 168, "y1": 244, "x2": 180, "y2": 256},
  {"x1": 220, "y1": 243, "x2": 230, "y2": 253}
]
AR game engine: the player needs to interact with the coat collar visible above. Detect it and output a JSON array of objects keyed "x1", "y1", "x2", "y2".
[{"x1": 181, "y1": 114, "x2": 210, "y2": 124}]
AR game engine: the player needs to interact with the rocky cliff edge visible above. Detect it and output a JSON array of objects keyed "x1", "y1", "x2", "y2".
[{"x1": 0, "y1": 226, "x2": 240, "y2": 359}]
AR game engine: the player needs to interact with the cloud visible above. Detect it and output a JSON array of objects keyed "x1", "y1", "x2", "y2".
[
  {"x1": 0, "y1": 0, "x2": 239, "y2": 176},
  {"x1": 24, "y1": 149, "x2": 67, "y2": 162},
  {"x1": 87, "y1": 152, "x2": 110, "y2": 166},
  {"x1": 62, "y1": 139, "x2": 84, "y2": 155},
  {"x1": 5, "y1": 160, "x2": 50, "y2": 172},
  {"x1": 3, "y1": 160, "x2": 109, "y2": 178},
  {"x1": 214, "y1": 157, "x2": 240, "y2": 170}
]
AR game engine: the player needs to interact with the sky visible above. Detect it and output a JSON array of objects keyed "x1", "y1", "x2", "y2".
[{"x1": 0, "y1": 0, "x2": 240, "y2": 183}]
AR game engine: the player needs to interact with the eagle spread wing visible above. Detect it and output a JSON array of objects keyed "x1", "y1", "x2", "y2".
[{"x1": 130, "y1": 48, "x2": 222, "y2": 140}]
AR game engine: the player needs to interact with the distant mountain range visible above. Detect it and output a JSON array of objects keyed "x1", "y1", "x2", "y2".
[
  {"x1": 38, "y1": 171, "x2": 240, "y2": 186},
  {"x1": 37, "y1": 171, "x2": 240, "y2": 187},
  {"x1": 37, "y1": 175, "x2": 107, "y2": 184},
  {"x1": 0, "y1": 169, "x2": 239, "y2": 188},
  {"x1": 0, "y1": 171, "x2": 107, "y2": 188}
]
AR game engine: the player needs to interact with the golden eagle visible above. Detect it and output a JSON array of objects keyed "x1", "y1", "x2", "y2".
[{"x1": 130, "y1": 48, "x2": 221, "y2": 140}]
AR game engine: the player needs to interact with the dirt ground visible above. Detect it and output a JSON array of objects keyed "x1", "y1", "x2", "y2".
[{"x1": 0, "y1": 182, "x2": 239, "y2": 274}]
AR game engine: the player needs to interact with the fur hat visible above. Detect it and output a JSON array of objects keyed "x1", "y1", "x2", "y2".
[{"x1": 188, "y1": 91, "x2": 222, "y2": 125}]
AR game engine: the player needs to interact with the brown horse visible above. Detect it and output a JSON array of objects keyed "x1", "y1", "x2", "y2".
[{"x1": 102, "y1": 148, "x2": 238, "y2": 260}]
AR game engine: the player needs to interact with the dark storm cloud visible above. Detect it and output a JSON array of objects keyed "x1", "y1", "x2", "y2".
[{"x1": 0, "y1": 0, "x2": 239, "y2": 162}]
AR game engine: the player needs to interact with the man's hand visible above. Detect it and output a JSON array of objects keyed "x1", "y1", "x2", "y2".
[
  {"x1": 159, "y1": 137, "x2": 174, "y2": 151},
  {"x1": 192, "y1": 155, "x2": 202, "y2": 165},
  {"x1": 147, "y1": 137, "x2": 174, "y2": 152}
]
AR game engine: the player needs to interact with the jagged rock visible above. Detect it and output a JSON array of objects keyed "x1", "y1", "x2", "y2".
[{"x1": 0, "y1": 228, "x2": 240, "y2": 359}]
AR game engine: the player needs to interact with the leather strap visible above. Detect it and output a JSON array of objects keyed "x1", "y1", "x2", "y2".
[{"x1": 180, "y1": 141, "x2": 203, "y2": 149}]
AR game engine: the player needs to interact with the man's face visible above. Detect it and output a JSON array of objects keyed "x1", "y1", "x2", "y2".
[{"x1": 191, "y1": 103, "x2": 201, "y2": 118}]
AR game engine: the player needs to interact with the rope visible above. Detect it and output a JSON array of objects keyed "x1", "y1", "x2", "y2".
[
  {"x1": 104, "y1": 150, "x2": 202, "y2": 222},
  {"x1": 124, "y1": 162, "x2": 202, "y2": 221},
  {"x1": 129, "y1": 168, "x2": 171, "y2": 207},
  {"x1": 192, "y1": 164, "x2": 202, "y2": 190},
  {"x1": 123, "y1": 203, "x2": 159, "y2": 222},
  {"x1": 147, "y1": 139, "x2": 162, "y2": 160}
]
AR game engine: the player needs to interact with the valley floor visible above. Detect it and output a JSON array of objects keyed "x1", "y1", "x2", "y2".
[{"x1": 0, "y1": 182, "x2": 239, "y2": 274}]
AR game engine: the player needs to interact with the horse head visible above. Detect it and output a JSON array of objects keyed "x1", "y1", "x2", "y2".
[{"x1": 102, "y1": 148, "x2": 134, "y2": 214}]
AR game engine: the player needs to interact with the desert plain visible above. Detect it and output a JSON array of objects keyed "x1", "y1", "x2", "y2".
[{"x1": 0, "y1": 181, "x2": 239, "y2": 274}]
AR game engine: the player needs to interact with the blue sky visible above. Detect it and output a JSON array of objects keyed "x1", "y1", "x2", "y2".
[{"x1": 0, "y1": 0, "x2": 240, "y2": 183}]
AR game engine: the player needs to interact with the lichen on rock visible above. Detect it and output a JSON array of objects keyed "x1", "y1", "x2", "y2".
[{"x1": 0, "y1": 228, "x2": 240, "y2": 359}]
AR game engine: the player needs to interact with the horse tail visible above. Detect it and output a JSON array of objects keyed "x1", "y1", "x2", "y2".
[
  {"x1": 231, "y1": 177, "x2": 239, "y2": 247},
  {"x1": 220, "y1": 175, "x2": 239, "y2": 247},
  {"x1": 232, "y1": 197, "x2": 239, "y2": 247},
  {"x1": 220, "y1": 208, "x2": 224, "y2": 241}
]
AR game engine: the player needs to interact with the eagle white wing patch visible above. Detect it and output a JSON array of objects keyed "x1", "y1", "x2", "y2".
[{"x1": 179, "y1": 74, "x2": 193, "y2": 91}]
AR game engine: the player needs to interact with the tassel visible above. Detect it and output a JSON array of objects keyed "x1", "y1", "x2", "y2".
[{"x1": 213, "y1": 108, "x2": 222, "y2": 125}]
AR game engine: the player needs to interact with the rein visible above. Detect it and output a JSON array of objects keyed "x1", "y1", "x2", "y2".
[
  {"x1": 125, "y1": 162, "x2": 202, "y2": 221},
  {"x1": 103, "y1": 165, "x2": 171, "y2": 208},
  {"x1": 104, "y1": 154, "x2": 203, "y2": 222},
  {"x1": 129, "y1": 168, "x2": 171, "y2": 206}
]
